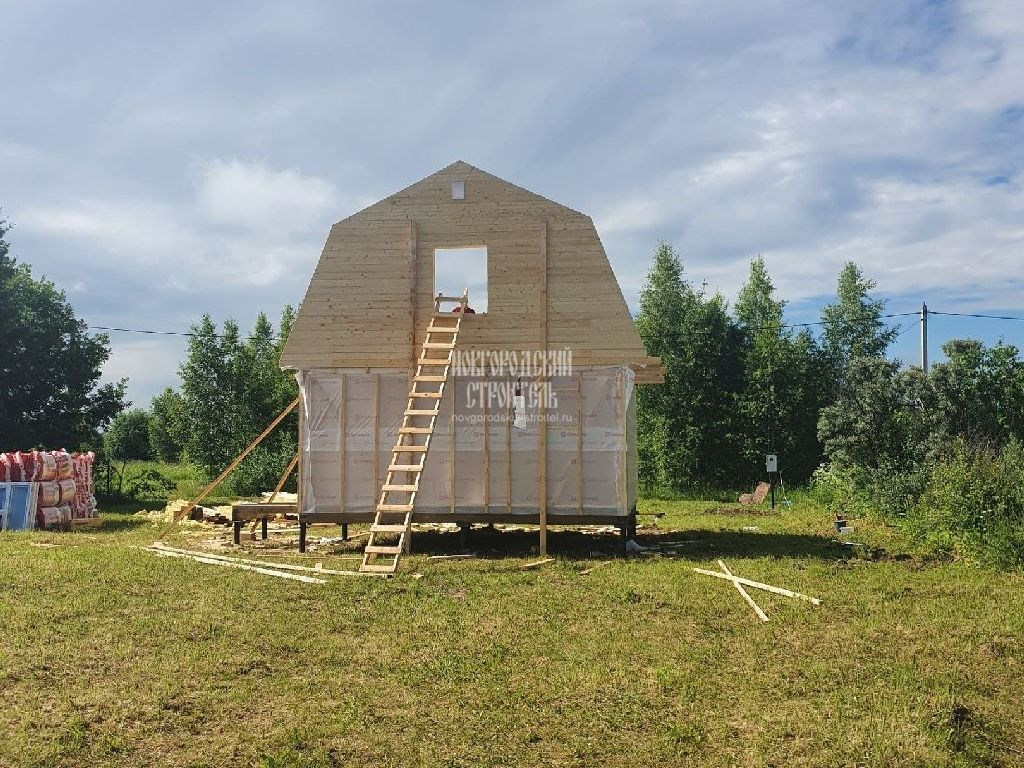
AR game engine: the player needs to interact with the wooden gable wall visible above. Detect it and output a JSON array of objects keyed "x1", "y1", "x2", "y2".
[{"x1": 280, "y1": 161, "x2": 663, "y2": 382}]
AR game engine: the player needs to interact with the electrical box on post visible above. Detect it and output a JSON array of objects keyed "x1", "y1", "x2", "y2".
[{"x1": 765, "y1": 454, "x2": 778, "y2": 473}]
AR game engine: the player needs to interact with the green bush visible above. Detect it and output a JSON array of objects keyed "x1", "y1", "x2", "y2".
[
  {"x1": 95, "y1": 460, "x2": 235, "y2": 503},
  {"x1": 811, "y1": 441, "x2": 1024, "y2": 568},
  {"x1": 96, "y1": 462, "x2": 175, "y2": 502},
  {"x1": 105, "y1": 409, "x2": 153, "y2": 461},
  {"x1": 122, "y1": 467, "x2": 177, "y2": 501},
  {"x1": 232, "y1": 443, "x2": 296, "y2": 498},
  {"x1": 865, "y1": 459, "x2": 929, "y2": 520},
  {"x1": 905, "y1": 439, "x2": 1024, "y2": 568},
  {"x1": 809, "y1": 463, "x2": 876, "y2": 519}
]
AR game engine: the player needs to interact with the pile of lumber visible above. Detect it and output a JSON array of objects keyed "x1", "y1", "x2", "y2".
[{"x1": 138, "y1": 500, "x2": 234, "y2": 527}]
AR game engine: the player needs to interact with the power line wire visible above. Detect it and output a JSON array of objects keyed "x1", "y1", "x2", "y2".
[
  {"x1": 929, "y1": 310, "x2": 1024, "y2": 322},
  {"x1": 90, "y1": 325, "x2": 204, "y2": 339},
  {"x1": 763, "y1": 311, "x2": 920, "y2": 332},
  {"x1": 892, "y1": 317, "x2": 922, "y2": 340},
  {"x1": 88, "y1": 325, "x2": 283, "y2": 341},
  {"x1": 86, "y1": 308, "x2": 1021, "y2": 342}
]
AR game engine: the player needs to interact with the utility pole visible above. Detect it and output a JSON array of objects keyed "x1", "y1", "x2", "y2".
[{"x1": 920, "y1": 301, "x2": 929, "y2": 373}]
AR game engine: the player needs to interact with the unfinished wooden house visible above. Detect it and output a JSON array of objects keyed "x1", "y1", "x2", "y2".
[{"x1": 279, "y1": 161, "x2": 663, "y2": 572}]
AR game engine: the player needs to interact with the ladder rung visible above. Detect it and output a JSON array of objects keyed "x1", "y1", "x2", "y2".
[
  {"x1": 360, "y1": 563, "x2": 398, "y2": 573},
  {"x1": 362, "y1": 297, "x2": 467, "y2": 575},
  {"x1": 365, "y1": 545, "x2": 401, "y2": 555}
]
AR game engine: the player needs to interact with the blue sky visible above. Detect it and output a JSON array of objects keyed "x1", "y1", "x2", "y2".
[{"x1": 1, "y1": 0, "x2": 1022, "y2": 406}]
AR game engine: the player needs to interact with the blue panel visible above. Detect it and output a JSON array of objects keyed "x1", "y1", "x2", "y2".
[{"x1": 1, "y1": 483, "x2": 37, "y2": 531}]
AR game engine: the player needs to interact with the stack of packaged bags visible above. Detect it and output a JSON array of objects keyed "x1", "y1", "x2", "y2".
[{"x1": 0, "y1": 450, "x2": 97, "y2": 530}]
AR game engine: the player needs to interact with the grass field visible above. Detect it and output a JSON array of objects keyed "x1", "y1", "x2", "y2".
[{"x1": 2, "y1": 495, "x2": 1022, "y2": 768}]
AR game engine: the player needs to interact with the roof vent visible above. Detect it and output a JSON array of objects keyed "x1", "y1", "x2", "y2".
[{"x1": 452, "y1": 181, "x2": 465, "y2": 200}]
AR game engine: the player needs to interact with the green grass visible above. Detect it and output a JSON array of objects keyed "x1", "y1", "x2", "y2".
[{"x1": 2, "y1": 496, "x2": 1022, "y2": 767}]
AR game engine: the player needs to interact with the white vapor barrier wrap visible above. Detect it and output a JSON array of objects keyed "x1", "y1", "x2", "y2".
[{"x1": 296, "y1": 366, "x2": 636, "y2": 518}]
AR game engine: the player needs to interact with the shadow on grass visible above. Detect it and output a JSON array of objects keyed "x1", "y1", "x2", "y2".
[
  {"x1": 635, "y1": 528, "x2": 850, "y2": 561},
  {"x1": 403, "y1": 525, "x2": 850, "y2": 562}
]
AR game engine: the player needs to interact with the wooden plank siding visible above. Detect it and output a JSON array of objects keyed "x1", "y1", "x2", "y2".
[{"x1": 280, "y1": 161, "x2": 663, "y2": 382}]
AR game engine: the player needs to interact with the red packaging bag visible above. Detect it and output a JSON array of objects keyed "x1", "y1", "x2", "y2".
[
  {"x1": 34, "y1": 451, "x2": 55, "y2": 481},
  {"x1": 70, "y1": 452, "x2": 96, "y2": 518},
  {"x1": 12, "y1": 452, "x2": 29, "y2": 481},
  {"x1": 37, "y1": 481, "x2": 61, "y2": 507},
  {"x1": 52, "y1": 451, "x2": 72, "y2": 480},
  {"x1": 57, "y1": 478, "x2": 77, "y2": 505},
  {"x1": 37, "y1": 506, "x2": 65, "y2": 529}
]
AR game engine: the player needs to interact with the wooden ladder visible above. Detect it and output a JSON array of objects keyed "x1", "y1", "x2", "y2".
[{"x1": 359, "y1": 290, "x2": 469, "y2": 574}]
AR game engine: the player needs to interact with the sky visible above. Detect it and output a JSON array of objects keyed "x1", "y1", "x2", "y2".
[{"x1": 1, "y1": 0, "x2": 1022, "y2": 407}]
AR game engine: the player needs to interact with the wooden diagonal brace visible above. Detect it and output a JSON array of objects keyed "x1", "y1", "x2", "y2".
[{"x1": 160, "y1": 396, "x2": 300, "y2": 536}]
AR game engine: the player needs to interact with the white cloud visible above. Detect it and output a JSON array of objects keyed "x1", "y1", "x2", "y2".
[
  {"x1": 16, "y1": 200, "x2": 183, "y2": 268},
  {"x1": 12, "y1": 159, "x2": 341, "y2": 293},
  {"x1": 194, "y1": 158, "x2": 339, "y2": 231}
]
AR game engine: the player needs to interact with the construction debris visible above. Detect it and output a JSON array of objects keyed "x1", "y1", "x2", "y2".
[
  {"x1": 147, "y1": 546, "x2": 327, "y2": 584},
  {"x1": 151, "y1": 543, "x2": 356, "y2": 576},
  {"x1": 718, "y1": 559, "x2": 768, "y2": 622},
  {"x1": 693, "y1": 566, "x2": 822, "y2": 606},
  {"x1": 261, "y1": 491, "x2": 298, "y2": 503},
  {"x1": 521, "y1": 557, "x2": 555, "y2": 569},
  {"x1": 138, "y1": 499, "x2": 234, "y2": 526},
  {"x1": 1, "y1": 450, "x2": 98, "y2": 530},
  {"x1": 145, "y1": 543, "x2": 386, "y2": 580},
  {"x1": 739, "y1": 481, "x2": 770, "y2": 506}
]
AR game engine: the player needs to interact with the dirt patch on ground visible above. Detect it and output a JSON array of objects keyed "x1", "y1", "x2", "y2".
[{"x1": 702, "y1": 505, "x2": 781, "y2": 517}]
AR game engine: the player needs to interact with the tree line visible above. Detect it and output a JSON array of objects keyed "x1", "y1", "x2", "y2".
[
  {"x1": 106, "y1": 310, "x2": 299, "y2": 496},
  {"x1": 636, "y1": 243, "x2": 1024, "y2": 564},
  {"x1": 1, "y1": 216, "x2": 127, "y2": 448},
  {"x1": 635, "y1": 243, "x2": 899, "y2": 491}
]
